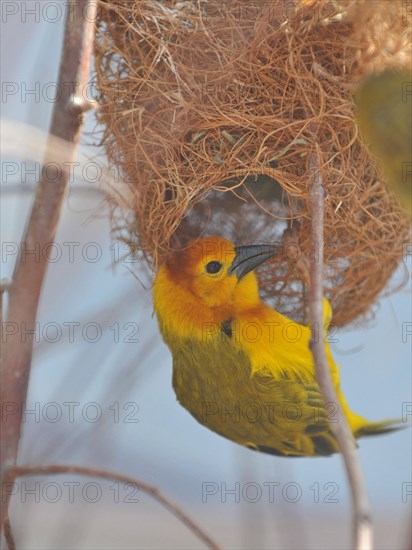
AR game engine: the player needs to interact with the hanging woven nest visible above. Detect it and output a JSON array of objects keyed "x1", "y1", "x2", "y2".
[{"x1": 94, "y1": 0, "x2": 411, "y2": 326}]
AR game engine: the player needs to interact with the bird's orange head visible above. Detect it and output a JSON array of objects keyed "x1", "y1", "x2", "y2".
[{"x1": 153, "y1": 236, "x2": 277, "y2": 337}]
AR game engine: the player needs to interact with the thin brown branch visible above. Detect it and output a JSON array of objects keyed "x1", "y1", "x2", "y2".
[
  {"x1": 2, "y1": 465, "x2": 221, "y2": 550},
  {"x1": 308, "y1": 151, "x2": 373, "y2": 550},
  {"x1": 0, "y1": 0, "x2": 97, "y2": 529}
]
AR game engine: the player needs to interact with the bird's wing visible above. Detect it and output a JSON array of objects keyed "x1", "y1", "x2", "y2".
[
  {"x1": 171, "y1": 330, "x2": 343, "y2": 457},
  {"x1": 248, "y1": 370, "x2": 342, "y2": 456}
]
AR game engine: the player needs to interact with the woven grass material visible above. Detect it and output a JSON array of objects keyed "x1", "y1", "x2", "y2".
[{"x1": 94, "y1": 0, "x2": 410, "y2": 326}]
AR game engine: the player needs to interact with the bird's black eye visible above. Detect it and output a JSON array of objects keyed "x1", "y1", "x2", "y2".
[{"x1": 206, "y1": 261, "x2": 223, "y2": 274}]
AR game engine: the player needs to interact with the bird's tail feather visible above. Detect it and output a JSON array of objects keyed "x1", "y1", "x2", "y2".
[{"x1": 355, "y1": 418, "x2": 405, "y2": 438}]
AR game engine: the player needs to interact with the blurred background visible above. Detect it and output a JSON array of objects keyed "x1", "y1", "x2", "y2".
[{"x1": 1, "y1": 2, "x2": 411, "y2": 549}]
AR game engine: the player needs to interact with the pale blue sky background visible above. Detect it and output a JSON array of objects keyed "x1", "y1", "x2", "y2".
[{"x1": 1, "y1": 3, "x2": 411, "y2": 549}]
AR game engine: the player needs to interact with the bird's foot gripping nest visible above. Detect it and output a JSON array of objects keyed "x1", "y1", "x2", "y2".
[{"x1": 282, "y1": 222, "x2": 311, "y2": 290}]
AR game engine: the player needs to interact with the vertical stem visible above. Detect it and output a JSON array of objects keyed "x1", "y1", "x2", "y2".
[
  {"x1": 0, "y1": 0, "x2": 97, "y2": 528},
  {"x1": 308, "y1": 152, "x2": 373, "y2": 550}
]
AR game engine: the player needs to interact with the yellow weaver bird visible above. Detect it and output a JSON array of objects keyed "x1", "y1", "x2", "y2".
[{"x1": 153, "y1": 236, "x2": 400, "y2": 457}]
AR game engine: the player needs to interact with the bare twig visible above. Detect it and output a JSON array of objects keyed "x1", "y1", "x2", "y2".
[
  {"x1": 2, "y1": 465, "x2": 221, "y2": 550},
  {"x1": 0, "y1": 0, "x2": 97, "y2": 529},
  {"x1": 308, "y1": 151, "x2": 373, "y2": 550}
]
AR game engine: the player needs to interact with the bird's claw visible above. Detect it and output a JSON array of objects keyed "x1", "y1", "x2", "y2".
[{"x1": 282, "y1": 223, "x2": 311, "y2": 289}]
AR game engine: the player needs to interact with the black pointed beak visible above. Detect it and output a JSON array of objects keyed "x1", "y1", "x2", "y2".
[{"x1": 228, "y1": 244, "x2": 278, "y2": 279}]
